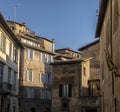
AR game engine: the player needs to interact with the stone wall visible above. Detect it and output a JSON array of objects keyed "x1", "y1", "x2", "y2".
[{"x1": 52, "y1": 62, "x2": 82, "y2": 112}]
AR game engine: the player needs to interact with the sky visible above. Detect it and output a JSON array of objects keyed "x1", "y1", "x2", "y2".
[{"x1": 0, "y1": 0, "x2": 99, "y2": 51}]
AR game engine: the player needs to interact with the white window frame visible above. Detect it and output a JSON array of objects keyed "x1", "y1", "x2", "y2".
[
  {"x1": 39, "y1": 73, "x2": 44, "y2": 83},
  {"x1": 27, "y1": 69, "x2": 34, "y2": 82},
  {"x1": 27, "y1": 49, "x2": 34, "y2": 60}
]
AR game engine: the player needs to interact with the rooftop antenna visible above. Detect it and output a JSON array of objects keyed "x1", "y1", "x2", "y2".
[{"x1": 13, "y1": 3, "x2": 20, "y2": 22}]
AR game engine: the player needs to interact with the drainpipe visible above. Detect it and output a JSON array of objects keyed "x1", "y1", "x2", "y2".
[{"x1": 110, "y1": 0, "x2": 114, "y2": 95}]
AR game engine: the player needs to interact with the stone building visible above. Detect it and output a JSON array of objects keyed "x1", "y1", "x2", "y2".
[
  {"x1": 78, "y1": 40, "x2": 101, "y2": 112},
  {"x1": 0, "y1": 12, "x2": 23, "y2": 112},
  {"x1": 7, "y1": 21, "x2": 55, "y2": 112},
  {"x1": 95, "y1": 0, "x2": 120, "y2": 112},
  {"x1": 78, "y1": 39, "x2": 100, "y2": 79},
  {"x1": 51, "y1": 48, "x2": 95, "y2": 112},
  {"x1": 55, "y1": 48, "x2": 81, "y2": 61}
]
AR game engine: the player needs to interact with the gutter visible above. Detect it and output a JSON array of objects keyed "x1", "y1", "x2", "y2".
[{"x1": 95, "y1": 0, "x2": 108, "y2": 37}]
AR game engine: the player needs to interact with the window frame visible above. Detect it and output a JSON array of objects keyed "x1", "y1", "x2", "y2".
[
  {"x1": 59, "y1": 84, "x2": 72, "y2": 97},
  {"x1": 27, "y1": 69, "x2": 34, "y2": 82}
]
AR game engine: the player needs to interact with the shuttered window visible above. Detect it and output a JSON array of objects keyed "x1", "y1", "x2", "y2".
[{"x1": 59, "y1": 84, "x2": 72, "y2": 97}]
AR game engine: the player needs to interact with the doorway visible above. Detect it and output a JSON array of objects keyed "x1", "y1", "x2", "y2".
[{"x1": 85, "y1": 109, "x2": 97, "y2": 112}]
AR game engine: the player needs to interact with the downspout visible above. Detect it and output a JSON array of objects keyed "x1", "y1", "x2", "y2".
[{"x1": 110, "y1": 0, "x2": 114, "y2": 95}]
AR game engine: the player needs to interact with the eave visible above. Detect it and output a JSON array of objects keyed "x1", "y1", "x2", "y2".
[{"x1": 95, "y1": 0, "x2": 108, "y2": 37}]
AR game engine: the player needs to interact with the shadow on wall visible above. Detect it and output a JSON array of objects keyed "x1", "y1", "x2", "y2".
[{"x1": 19, "y1": 86, "x2": 52, "y2": 112}]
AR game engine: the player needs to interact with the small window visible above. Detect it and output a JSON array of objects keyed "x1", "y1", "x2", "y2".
[
  {"x1": 8, "y1": 68, "x2": 11, "y2": 83},
  {"x1": 27, "y1": 69, "x2": 34, "y2": 82},
  {"x1": 39, "y1": 73, "x2": 44, "y2": 83},
  {"x1": 26, "y1": 88, "x2": 34, "y2": 98},
  {"x1": 83, "y1": 67, "x2": 86, "y2": 75},
  {"x1": 27, "y1": 49, "x2": 34, "y2": 60},
  {"x1": 9, "y1": 42, "x2": 12, "y2": 58},
  {"x1": 21, "y1": 38, "x2": 26, "y2": 43},
  {"x1": 0, "y1": 32, "x2": 6, "y2": 52},
  {"x1": 13, "y1": 46, "x2": 18, "y2": 63},
  {"x1": 13, "y1": 72, "x2": 17, "y2": 90},
  {"x1": 59, "y1": 84, "x2": 72, "y2": 97},
  {"x1": 40, "y1": 89, "x2": 47, "y2": 99}
]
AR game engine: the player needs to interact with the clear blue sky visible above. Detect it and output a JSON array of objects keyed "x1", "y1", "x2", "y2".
[{"x1": 0, "y1": 0, "x2": 99, "y2": 51}]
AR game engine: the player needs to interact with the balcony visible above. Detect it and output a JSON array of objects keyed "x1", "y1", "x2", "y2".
[
  {"x1": 80, "y1": 96, "x2": 101, "y2": 107},
  {"x1": 0, "y1": 82, "x2": 12, "y2": 93}
]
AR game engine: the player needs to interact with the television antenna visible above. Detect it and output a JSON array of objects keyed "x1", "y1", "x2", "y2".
[{"x1": 13, "y1": 3, "x2": 20, "y2": 22}]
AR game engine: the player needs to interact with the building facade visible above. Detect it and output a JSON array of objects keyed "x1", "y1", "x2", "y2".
[
  {"x1": 78, "y1": 39, "x2": 100, "y2": 79},
  {"x1": 51, "y1": 48, "x2": 97, "y2": 112},
  {"x1": 0, "y1": 12, "x2": 23, "y2": 112},
  {"x1": 78, "y1": 40, "x2": 101, "y2": 112},
  {"x1": 95, "y1": 0, "x2": 120, "y2": 112},
  {"x1": 7, "y1": 21, "x2": 55, "y2": 112}
]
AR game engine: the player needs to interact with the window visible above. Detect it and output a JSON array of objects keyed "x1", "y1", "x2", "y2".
[
  {"x1": 26, "y1": 88, "x2": 34, "y2": 98},
  {"x1": 83, "y1": 67, "x2": 86, "y2": 75},
  {"x1": 9, "y1": 42, "x2": 12, "y2": 58},
  {"x1": 0, "y1": 64, "x2": 4, "y2": 83},
  {"x1": 47, "y1": 55, "x2": 53, "y2": 63},
  {"x1": 13, "y1": 46, "x2": 18, "y2": 63},
  {"x1": 59, "y1": 84, "x2": 72, "y2": 97},
  {"x1": 27, "y1": 49, "x2": 34, "y2": 60},
  {"x1": 13, "y1": 72, "x2": 17, "y2": 90},
  {"x1": 40, "y1": 89, "x2": 46, "y2": 99},
  {"x1": 0, "y1": 32, "x2": 6, "y2": 52},
  {"x1": 29, "y1": 41, "x2": 33, "y2": 45},
  {"x1": 89, "y1": 84, "x2": 96, "y2": 96},
  {"x1": 47, "y1": 72, "x2": 52, "y2": 84},
  {"x1": 40, "y1": 53, "x2": 46, "y2": 63},
  {"x1": 39, "y1": 73, "x2": 44, "y2": 83},
  {"x1": 40, "y1": 53, "x2": 43, "y2": 62},
  {"x1": 21, "y1": 38, "x2": 26, "y2": 43},
  {"x1": 27, "y1": 69, "x2": 34, "y2": 82},
  {"x1": 44, "y1": 53, "x2": 47, "y2": 62},
  {"x1": 8, "y1": 68, "x2": 11, "y2": 83}
]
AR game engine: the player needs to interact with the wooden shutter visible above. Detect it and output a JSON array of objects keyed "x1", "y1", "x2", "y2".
[
  {"x1": 68, "y1": 84, "x2": 72, "y2": 97},
  {"x1": 59, "y1": 84, "x2": 63, "y2": 97}
]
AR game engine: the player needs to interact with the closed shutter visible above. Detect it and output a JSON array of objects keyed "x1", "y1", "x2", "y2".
[
  {"x1": 68, "y1": 84, "x2": 72, "y2": 97},
  {"x1": 59, "y1": 84, "x2": 62, "y2": 97}
]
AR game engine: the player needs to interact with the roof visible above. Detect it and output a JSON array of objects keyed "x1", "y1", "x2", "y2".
[
  {"x1": 78, "y1": 39, "x2": 99, "y2": 51},
  {"x1": 56, "y1": 48, "x2": 80, "y2": 54},
  {"x1": 0, "y1": 12, "x2": 24, "y2": 48},
  {"x1": 50, "y1": 59, "x2": 83, "y2": 65},
  {"x1": 7, "y1": 20, "x2": 54, "y2": 43},
  {"x1": 37, "y1": 36, "x2": 54, "y2": 43},
  {"x1": 7, "y1": 20, "x2": 26, "y2": 27},
  {"x1": 21, "y1": 43, "x2": 55, "y2": 55},
  {"x1": 95, "y1": 0, "x2": 108, "y2": 37}
]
